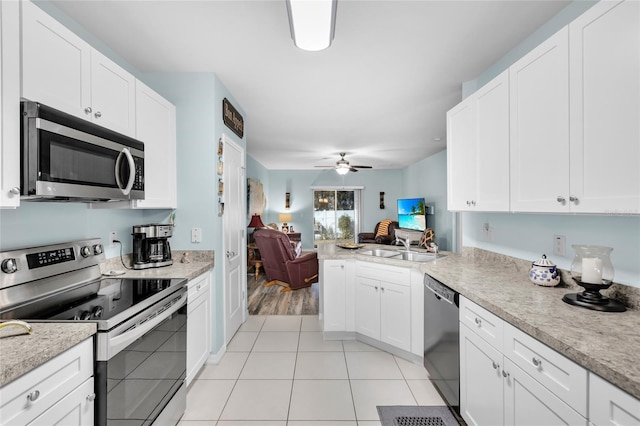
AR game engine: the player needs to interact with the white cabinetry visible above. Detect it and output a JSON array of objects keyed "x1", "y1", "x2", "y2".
[
  {"x1": 354, "y1": 262, "x2": 411, "y2": 352},
  {"x1": 460, "y1": 296, "x2": 587, "y2": 426},
  {"x1": 447, "y1": 70, "x2": 510, "y2": 212},
  {"x1": 0, "y1": 0, "x2": 21, "y2": 208},
  {"x1": 568, "y1": 0, "x2": 640, "y2": 214},
  {"x1": 187, "y1": 272, "x2": 211, "y2": 386},
  {"x1": 0, "y1": 338, "x2": 94, "y2": 426},
  {"x1": 21, "y1": 0, "x2": 136, "y2": 137},
  {"x1": 589, "y1": 373, "x2": 640, "y2": 426},
  {"x1": 133, "y1": 80, "x2": 177, "y2": 209},
  {"x1": 509, "y1": 27, "x2": 570, "y2": 213},
  {"x1": 321, "y1": 259, "x2": 350, "y2": 332}
]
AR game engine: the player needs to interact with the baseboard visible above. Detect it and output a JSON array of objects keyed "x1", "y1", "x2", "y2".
[{"x1": 207, "y1": 343, "x2": 227, "y2": 364}]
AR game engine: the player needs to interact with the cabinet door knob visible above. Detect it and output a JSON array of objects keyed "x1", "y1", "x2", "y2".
[
  {"x1": 532, "y1": 357, "x2": 542, "y2": 367},
  {"x1": 94, "y1": 111, "x2": 102, "y2": 118},
  {"x1": 569, "y1": 195, "x2": 578, "y2": 203},
  {"x1": 84, "y1": 107, "x2": 92, "y2": 114},
  {"x1": 27, "y1": 390, "x2": 40, "y2": 402},
  {"x1": 556, "y1": 196, "x2": 566, "y2": 204},
  {"x1": 374, "y1": 286, "x2": 379, "y2": 291},
  {"x1": 502, "y1": 370, "x2": 510, "y2": 378},
  {"x1": 474, "y1": 317, "x2": 482, "y2": 326},
  {"x1": 492, "y1": 361, "x2": 500, "y2": 370},
  {"x1": 87, "y1": 393, "x2": 96, "y2": 402},
  {"x1": 9, "y1": 187, "x2": 20, "y2": 195}
]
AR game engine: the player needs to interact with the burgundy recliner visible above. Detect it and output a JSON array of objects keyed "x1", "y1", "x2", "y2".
[{"x1": 253, "y1": 228, "x2": 319, "y2": 292}]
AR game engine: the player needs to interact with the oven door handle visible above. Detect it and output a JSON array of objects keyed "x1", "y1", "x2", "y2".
[
  {"x1": 115, "y1": 147, "x2": 135, "y2": 196},
  {"x1": 101, "y1": 291, "x2": 186, "y2": 360}
]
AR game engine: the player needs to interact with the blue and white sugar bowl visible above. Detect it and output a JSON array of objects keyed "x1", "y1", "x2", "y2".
[{"x1": 529, "y1": 254, "x2": 561, "y2": 287}]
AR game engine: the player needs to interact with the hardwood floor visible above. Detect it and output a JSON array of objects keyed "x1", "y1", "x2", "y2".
[{"x1": 247, "y1": 270, "x2": 319, "y2": 315}]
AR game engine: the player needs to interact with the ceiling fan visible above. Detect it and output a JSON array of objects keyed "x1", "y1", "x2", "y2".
[{"x1": 314, "y1": 153, "x2": 373, "y2": 175}]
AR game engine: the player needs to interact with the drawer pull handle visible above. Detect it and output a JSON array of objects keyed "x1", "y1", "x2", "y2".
[
  {"x1": 532, "y1": 357, "x2": 542, "y2": 367},
  {"x1": 492, "y1": 361, "x2": 500, "y2": 370},
  {"x1": 27, "y1": 390, "x2": 40, "y2": 402},
  {"x1": 87, "y1": 393, "x2": 96, "y2": 402},
  {"x1": 502, "y1": 370, "x2": 510, "y2": 379},
  {"x1": 474, "y1": 317, "x2": 482, "y2": 326}
]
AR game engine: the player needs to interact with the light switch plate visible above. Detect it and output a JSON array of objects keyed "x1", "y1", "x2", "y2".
[{"x1": 553, "y1": 235, "x2": 566, "y2": 256}]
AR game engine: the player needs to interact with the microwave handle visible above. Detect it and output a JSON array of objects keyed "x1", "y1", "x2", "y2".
[{"x1": 115, "y1": 148, "x2": 136, "y2": 195}]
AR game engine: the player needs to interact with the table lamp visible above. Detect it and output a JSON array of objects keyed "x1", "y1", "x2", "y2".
[{"x1": 278, "y1": 213, "x2": 292, "y2": 233}]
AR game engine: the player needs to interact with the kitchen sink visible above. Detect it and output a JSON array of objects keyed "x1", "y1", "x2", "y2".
[
  {"x1": 359, "y1": 249, "x2": 445, "y2": 262},
  {"x1": 360, "y1": 249, "x2": 401, "y2": 258},
  {"x1": 394, "y1": 251, "x2": 439, "y2": 262}
]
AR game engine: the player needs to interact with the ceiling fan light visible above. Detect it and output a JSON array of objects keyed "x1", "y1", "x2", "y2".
[
  {"x1": 286, "y1": 0, "x2": 337, "y2": 52},
  {"x1": 336, "y1": 166, "x2": 349, "y2": 175}
]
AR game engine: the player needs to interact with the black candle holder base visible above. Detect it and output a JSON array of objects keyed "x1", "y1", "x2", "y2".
[{"x1": 562, "y1": 279, "x2": 626, "y2": 312}]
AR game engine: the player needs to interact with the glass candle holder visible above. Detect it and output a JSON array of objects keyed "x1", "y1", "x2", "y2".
[{"x1": 570, "y1": 245, "x2": 614, "y2": 285}]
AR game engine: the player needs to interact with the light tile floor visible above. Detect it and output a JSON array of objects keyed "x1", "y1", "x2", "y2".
[{"x1": 178, "y1": 315, "x2": 444, "y2": 426}]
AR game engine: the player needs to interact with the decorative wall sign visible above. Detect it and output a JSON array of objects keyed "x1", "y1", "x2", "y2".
[{"x1": 223, "y1": 98, "x2": 244, "y2": 138}]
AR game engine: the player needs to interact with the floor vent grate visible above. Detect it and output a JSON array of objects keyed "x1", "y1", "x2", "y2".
[{"x1": 395, "y1": 416, "x2": 446, "y2": 426}]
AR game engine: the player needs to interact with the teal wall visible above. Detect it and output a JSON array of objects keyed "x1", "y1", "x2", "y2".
[
  {"x1": 143, "y1": 72, "x2": 246, "y2": 354},
  {"x1": 403, "y1": 150, "x2": 452, "y2": 251},
  {"x1": 460, "y1": 0, "x2": 640, "y2": 287}
]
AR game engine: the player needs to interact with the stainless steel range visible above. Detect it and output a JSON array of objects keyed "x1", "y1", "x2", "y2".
[{"x1": 0, "y1": 239, "x2": 188, "y2": 426}]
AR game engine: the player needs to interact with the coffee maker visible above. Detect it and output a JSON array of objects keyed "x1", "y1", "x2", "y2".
[{"x1": 132, "y1": 224, "x2": 173, "y2": 269}]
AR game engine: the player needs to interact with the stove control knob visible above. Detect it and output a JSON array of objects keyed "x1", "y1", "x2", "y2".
[
  {"x1": 1, "y1": 258, "x2": 18, "y2": 274},
  {"x1": 92, "y1": 306, "x2": 103, "y2": 318},
  {"x1": 80, "y1": 246, "x2": 92, "y2": 258},
  {"x1": 93, "y1": 244, "x2": 103, "y2": 255},
  {"x1": 80, "y1": 311, "x2": 92, "y2": 320}
]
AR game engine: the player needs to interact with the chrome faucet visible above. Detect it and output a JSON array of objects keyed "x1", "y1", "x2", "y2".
[{"x1": 399, "y1": 236, "x2": 411, "y2": 251}]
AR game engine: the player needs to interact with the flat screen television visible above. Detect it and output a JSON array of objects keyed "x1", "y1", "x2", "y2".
[{"x1": 397, "y1": 198, "x2": 426, "y2": 231}]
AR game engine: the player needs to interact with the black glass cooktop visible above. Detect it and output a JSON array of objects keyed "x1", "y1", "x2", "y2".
[{"x1": 1, "y1": 277, "x2": 186, "y2": 330}]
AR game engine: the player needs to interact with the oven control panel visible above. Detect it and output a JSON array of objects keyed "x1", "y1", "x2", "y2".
[{"x1": 27, "y1": 247, "x2": 76, "y2": 269}]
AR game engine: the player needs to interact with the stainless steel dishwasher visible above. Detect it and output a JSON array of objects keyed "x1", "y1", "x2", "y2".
[{"x1": 424, "y1": 273, "x2": 460, "y2": 417}]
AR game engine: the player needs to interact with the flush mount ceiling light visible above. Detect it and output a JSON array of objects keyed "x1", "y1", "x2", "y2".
[{"x1": 286, "y1": 0, "x2": 337, "y2": 51}]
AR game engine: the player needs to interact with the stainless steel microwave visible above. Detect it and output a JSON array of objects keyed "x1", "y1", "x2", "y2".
[{"x1": 20, "y1": 101, "x2": 144, "y2": 202}]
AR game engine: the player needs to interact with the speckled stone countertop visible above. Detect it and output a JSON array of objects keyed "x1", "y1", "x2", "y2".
[
  {"x1": 0, "y1": 323, "x2": 96, "y2": 387},
  {"x1": 318, "y1": 243, "x2": 640, "y2": 400},
  {"x1": 100, "y1": 250, "x2": 214, "y2": 280}
]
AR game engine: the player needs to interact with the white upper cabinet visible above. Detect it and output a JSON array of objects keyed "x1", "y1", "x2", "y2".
[
  {"x1": 21, "y1": 1, "x2": 136, "y2": 137},
  {"x1": 133, "y1": 80, "x2": 177, "y2": 209},
  {"x1": 21, "y1": 0, "x2": 91, "y2": 119},
  {"x1": 569, "y1": 0, "x2": 640, "y2": 214},
  {"x1": 509, "y1": 27, "x2": 570, "y2": 213},
  {"x1": 447, "y1": 96, "x2": 477, "y2": 211},
  {"x1": 0, "y1": 0, "x2": 21, "y2": 208},
  {"x1": 448, "y1": 70, "x2": 510, "y2": 212},
  {"x1": 89, "y1": 49, "x2": 136, "y2": 137}
]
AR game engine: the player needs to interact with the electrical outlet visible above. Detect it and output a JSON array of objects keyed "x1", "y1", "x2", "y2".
[
  {"x1": 482, "y1": 223, "x2": 492, "y2": 241},
  {"x1": 109, "y1": 231, "x2": 117, "y2": 246},
  {"x1": 191, "y1": 227, "x2": 202, "y2": 243},
  {"x1": 554, "y1": 235, "x2": 566, "y2": 256}
]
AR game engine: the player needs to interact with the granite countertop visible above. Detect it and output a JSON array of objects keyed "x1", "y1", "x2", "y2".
[
  {"x1": 100, "y1": 250, "x2": 214, "y2": 281},
  {"x1": 318, "y1": 243, "x2": 640, "y2": 400},
  {"x1": 0, "y1": 323, "x2": 96, "y2": 387}
]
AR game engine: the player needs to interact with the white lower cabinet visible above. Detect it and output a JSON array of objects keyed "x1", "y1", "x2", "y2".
[
  {"x1": 589, "y1": 373, "x2": 640, "y2": 426},
  {"x1": 354, "y1": 262, "x2": 411, "y2": 352},
  {"x1": 460, "y1": 296, "x2": 587, "y2": 426},
  {"x1": 0, "y1": 338, "x2": 95, "y2": 426},
  {"x1": 186, "y1": 272, "x2": 211, "y2": 386},
  {"x1": 321, "y1": 259, "x2": 350, "y2": 332}
]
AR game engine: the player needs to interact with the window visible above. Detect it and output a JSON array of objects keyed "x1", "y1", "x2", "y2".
[{"x1": 313, "y1": 189, "x2": 361, "y2": 244}]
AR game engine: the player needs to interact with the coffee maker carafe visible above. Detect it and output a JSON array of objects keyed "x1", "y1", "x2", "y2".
[{"x1": 132, "y1": 224, "x2": 173, "y2": 269}]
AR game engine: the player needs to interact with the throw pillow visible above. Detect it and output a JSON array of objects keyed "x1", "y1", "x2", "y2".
[{"x1": 375, "y1": 219, "x2": 393, "y2": 238}]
